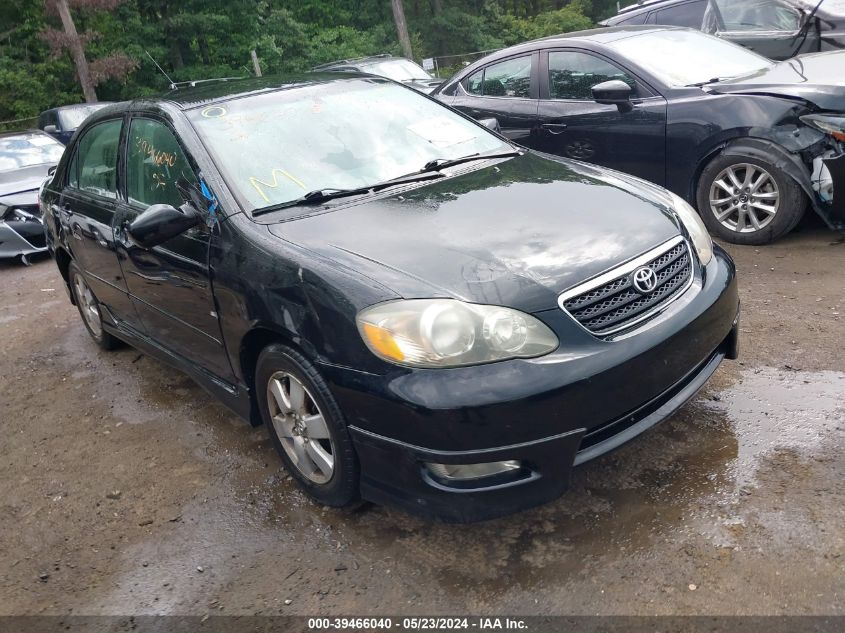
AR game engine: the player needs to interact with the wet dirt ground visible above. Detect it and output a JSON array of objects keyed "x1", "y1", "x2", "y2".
[{"x1": 1, "y1": 217, "x2": 843, "y2": 617}]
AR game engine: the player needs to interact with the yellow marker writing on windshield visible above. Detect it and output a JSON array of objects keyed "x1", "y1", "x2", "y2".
[{"x1": 249, "y1": 169, "x2": 306, "y2": 203}]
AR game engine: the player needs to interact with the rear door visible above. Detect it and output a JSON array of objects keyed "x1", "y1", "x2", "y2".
[
  {"x1": 532, "y1": 49, "x2": 668, "y2": 186},
  {"x1": 60, "y1": 118, "x2": 132, "y2": 317},
  {"x1": 113, "y1": 115, "x2": 233, "y2": 381},
  {"x1": 448, "y1": 53, "x2": 539, "y2": 145}
]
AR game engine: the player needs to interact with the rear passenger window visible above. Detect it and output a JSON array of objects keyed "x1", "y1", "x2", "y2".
[
  {"x1": 466, "y1": 69, "x2": 484, "y2": 95},
  {"x1": 650, "y1": 0, "x2": 707, "y2": 28},
  {"x1": 617, "y1": 12, "x2": 648, "y2": 25},
  {"x1": 463, "y1": 56, "x2": 532, "y2": 98},
  {"x1": 75, "y1": 119, "x2": 121, "y2": 198}
]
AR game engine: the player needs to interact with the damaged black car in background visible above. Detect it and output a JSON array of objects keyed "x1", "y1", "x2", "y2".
[
  {"x1": 434, "y1": 26, "x2": 845, "y2": 245},
  {"x1": 602, "y1": 0, "x2": 845, "y2": 61}
]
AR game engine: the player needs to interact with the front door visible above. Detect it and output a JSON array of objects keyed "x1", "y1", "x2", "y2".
[
  {"x1": 532, "y1": 49, "x2": 668, "y2": 186},
  {"x1": 113, "y1": 116, "x2": 233, "y2": 381},
  {"x1": 448, "y1": 53, "x2": 539, "y2": 145}
]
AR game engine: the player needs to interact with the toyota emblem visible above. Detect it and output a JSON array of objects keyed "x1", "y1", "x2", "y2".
[{"x1": 632, "y1": 266, "x2": 658, "y2": 294}]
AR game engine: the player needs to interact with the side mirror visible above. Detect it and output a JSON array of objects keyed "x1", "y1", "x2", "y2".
[
  {"x1": 127, "y1": 203, "x2": 201, "y2": 249},
  {"x1": 478, "y1": 117, "x2": 501, "y2": 133},
  {"x1": 591, "y1": 80, "x2": 632, "y2": 105},
  {"x1": 43, "y1": 124, "x2": 58, "y2": 134}
]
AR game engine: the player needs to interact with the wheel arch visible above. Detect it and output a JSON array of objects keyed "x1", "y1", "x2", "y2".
[
  {"x1": 238, "y1": 324, "x2": 315, "y2": 427},
  {"x1": 54, "y1": 246, "x2": 75, "y2": 305},
  {"x1": 693, "y1": 136, "x2": 815, "y2": 207}
]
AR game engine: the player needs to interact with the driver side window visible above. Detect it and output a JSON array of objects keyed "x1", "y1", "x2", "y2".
[
  {"x1": 126, "y1": 118, "x2": 198, "y2": 209},
  {"x1": 547, "y1": 51, "x2": 637, "y2": 101}
]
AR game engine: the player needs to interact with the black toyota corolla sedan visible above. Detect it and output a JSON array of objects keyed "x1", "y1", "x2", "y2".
[
  {"x1": 41, "y1": 75, "x2": 739, "y2": 522},
  {"x1": 433, "y1": 26, "x2": 845, "y2": 245}
]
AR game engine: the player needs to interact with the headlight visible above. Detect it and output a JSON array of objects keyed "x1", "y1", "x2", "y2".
[
  {"x1": 668, "y1": 191, "x2": 713, "y2": 266},
  {"x1": 800, "y1": 114, "x2": 845, "y2": 142},
  {"x1": 357, "y1": 299, "x2": 558, "y2": 368}
]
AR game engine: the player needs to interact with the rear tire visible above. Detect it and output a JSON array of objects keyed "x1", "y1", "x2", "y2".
[
  {"x1": 696, "y1": 152, "x2": 806, "y2": 245},
  {"x1": 256, "y1": 344, "x2": 359, "y2": 507},
  {"x1": 68, "y1": 262, "x2": 120, "y2": 350}
]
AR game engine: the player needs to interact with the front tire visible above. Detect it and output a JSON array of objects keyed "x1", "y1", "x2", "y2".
[
  {"x1": 68, "y1": 262, "x2": 120, "y2": 350},
  {"x1": 256, "y1": 344, "x2": 359, "y2": 507},
  {"x1": 696, "y1": 153, "x2": 806, "y2": 245}
]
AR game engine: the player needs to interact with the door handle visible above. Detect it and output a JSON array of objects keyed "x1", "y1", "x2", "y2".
[{"x1": 541, "y1": 123, "x2": 568, "y2": 134}]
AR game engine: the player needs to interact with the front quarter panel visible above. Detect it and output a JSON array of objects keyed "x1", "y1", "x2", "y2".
[
  {"x1": 664, "y1": 91, "x2": 825, "y2": 201},
  {"x1": 212, "y1": 213, "x2": 401, "y2": 387}
]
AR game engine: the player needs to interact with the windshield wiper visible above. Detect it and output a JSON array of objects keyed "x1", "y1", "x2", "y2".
[
  {"x1": 253, "y1": 171, "x2": 446, "y2": 216},
  {"x1": 687, "y1": 76, "x2": 734, "y2": 87},
  {"x1": 422, "y1": 149, "x2": 522, "y2": 172}
]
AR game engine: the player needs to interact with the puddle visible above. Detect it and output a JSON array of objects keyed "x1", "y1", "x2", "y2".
[{"x1": 703, "y1": 366, "x2": 844, "y2": 487}]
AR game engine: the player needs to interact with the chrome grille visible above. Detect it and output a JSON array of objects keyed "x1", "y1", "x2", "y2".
[{"x1": 560, "y1": 238, "x2": 694, "y2": 336}]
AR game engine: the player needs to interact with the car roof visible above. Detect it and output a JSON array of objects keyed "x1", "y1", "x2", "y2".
[
  {"x1": 451, "y1": 24, "x2": 685, "y2": 64},
  {"x1": 618, "y1": 0, "x2": 679, "y2": 15},
  {"x1": 607, "y1": 0, "x2": 842, "y2": 22},
  {"x1": 40, "y1": 103, "x2": 113, "y2": 115},
  {"x1": 534, "y1": 24, "x2": 682, "y2": 44}
]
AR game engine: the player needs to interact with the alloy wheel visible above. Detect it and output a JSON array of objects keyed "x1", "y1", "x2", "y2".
[
  {"x1": 708, "y1": 163, "x2": 780, "y2": 233},
  {"x1": 266, "y1": 371, "x2": 335, "y2": 484},
  {"x1": 73, "y1": 273, "x2": 103, "y2": 337}
]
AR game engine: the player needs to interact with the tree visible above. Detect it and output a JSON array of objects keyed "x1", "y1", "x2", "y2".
[
  {"x1": 51, "y1": 0, "x2": 97, "y2": 101},
  {"x1": 41, "y1": 0, "x2": 137, "y2": 102},
  {"x1": 391, "y1": 0, "x2": 413, "y2": 59}
]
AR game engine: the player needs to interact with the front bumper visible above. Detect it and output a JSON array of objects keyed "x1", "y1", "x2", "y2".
[
  {"x1": 0, "y1": 220, "x2": 48, "y2": 260},
  {"x1": 321, "y1": 246, "x2": 739, "y2": 522},
  {"x1": 821, "y1": 152, "x2": 845, "y2": 226}
]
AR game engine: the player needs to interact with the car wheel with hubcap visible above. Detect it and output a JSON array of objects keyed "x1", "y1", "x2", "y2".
[
  {"x1": 256, "y1": 344, "x2": 359, "y2": 507},
  {"x1": 697, "y1": 153, "x2": 806, "y2": 245},
  {"x1": 68, "y1": 262, "x2": 120, "y2": 350}
]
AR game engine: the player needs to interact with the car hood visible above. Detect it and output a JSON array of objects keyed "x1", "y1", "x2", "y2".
[
  {"x1": 0, "y1": 164, "x2": 53, "y2": 202},
  {"x1": 709, "y1": 52, "x2": 845, "y2": 110},
  {"x1": 266, "y1": 153, "x2": 682, "y2": 313}
]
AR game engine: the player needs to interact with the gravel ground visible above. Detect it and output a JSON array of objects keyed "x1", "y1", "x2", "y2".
[{"x1": 0, "y1": 217, "x2": 843, "y2": 616}]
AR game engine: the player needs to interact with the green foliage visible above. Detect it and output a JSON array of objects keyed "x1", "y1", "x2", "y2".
[{"x1": 0, "y1": 0, "x2": 600, "y2": 126}]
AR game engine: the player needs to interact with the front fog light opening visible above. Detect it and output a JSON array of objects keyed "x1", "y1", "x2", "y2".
[{"x1": 425, "y1": 460, "x2": 525, "y2": 488}]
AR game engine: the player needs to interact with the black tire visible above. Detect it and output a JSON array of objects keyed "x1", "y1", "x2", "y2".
[
  {"x1": 696, "y1": 152, "x2": 807, "y2": 245},
  {"x1": 68, "y1": 262, "x2": 121, "y2": 350},
  {"x1": 256, "y1": 344, "x2": 359, "y2": 507}
]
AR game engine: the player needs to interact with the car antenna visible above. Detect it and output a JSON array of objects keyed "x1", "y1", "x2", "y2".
[{"x1": 144, "y1": 49, "x2": 176, "y2": 88}]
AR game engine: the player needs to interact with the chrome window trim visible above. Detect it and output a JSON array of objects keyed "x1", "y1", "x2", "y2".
[{"x1": 558, "y1": 235, "x2": 695, "y2": 337}]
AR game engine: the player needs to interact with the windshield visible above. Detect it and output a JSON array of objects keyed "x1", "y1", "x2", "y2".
[
  {"x1": 58, "y1": 104, "x2": 107, "y2": 130},
  {"x1": 189, "y1": 79, "x2": 509, "y2": 211},
  {"x1": 0, "y1": 133, "x2": 65, "y2": 171},
  {"x1": 607, "y1": 29, "x2": 774, "y2": 86},
  {"x1": 361, "y1": 59, "x2": 433, "y2": 81}
]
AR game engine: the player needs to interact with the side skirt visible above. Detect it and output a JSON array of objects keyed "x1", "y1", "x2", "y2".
[{"x1": 99, "y1": 305, "x2": 254, "y2": 425}]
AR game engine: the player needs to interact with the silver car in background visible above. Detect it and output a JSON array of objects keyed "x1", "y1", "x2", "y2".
[{"x1": 0, "y1": 131, "x2": 65, "y2": 264}]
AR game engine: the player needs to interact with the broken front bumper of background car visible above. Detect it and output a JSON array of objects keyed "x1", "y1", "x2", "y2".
[{"x1": 0, "y1": 204, "x2": 48, "y2": 265}]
